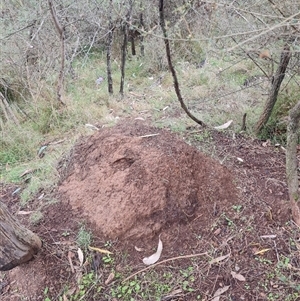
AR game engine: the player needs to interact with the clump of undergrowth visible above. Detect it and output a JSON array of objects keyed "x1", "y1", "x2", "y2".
[
  {"x1": 259, "y1": 86, "x2": 299, "y2": 144},
  {"x1": 76, "y1": 225, "x2": 92, "y2": 252}
]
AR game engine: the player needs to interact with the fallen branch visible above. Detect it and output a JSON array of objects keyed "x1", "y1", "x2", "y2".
[{"x1": 122, "y1": 251, "x2": 208, "y2": 283}]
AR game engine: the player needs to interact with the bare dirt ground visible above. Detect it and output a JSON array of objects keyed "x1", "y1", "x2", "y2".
[{"x1": 1, "y1": 120, "x2": 299, "y2": 301}]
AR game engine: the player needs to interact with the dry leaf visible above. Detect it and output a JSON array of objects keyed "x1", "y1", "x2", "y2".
[
  {"x1": 89, "y1": 246, "x2": 113, "y2": 254},
  {"x1": 105, "y1": 272, "x2": 115, "y2": 285},
  {"x1": 209, "y1": 253, "x2": 230, "y2": 265},
  {"x1": 143, "y1": 235, "x2": 163, "y2": 265},
  {"x1": 12, "y1": 187, "x2": 21, "y2": 195},
  {"x1": 20, "y1": 169, "x2": 36, "y2": 178},
  {"x1": 231, "y1": 271, "x2": 246, "y2": 281},
  {"x1": 213, "y1": 228, "x2": 221, "y2": 236},
  {"x1": 65, "y1": 287, "x2": 76, "y2": 296},
  {"x1": 63, "y1": 294, "x2": 69, "y2": 301},
  {"x1": 134, "y1": 246, "x2": 144, "y2": 252},
  {"x1": 254, "y1": 248, "x2": 270, "y2": 255},
  {"x1": 38, "y1": 145, "x2": 48, "y2": 158},
  {"x1": 161, "y1": 288, "x2": 183, "y2": 300},
  {"x1": 214, "y1": 120, "x2": 233, "y2": 130},
  {"x1": 260, "y1": 235, "x2": 277, "y2": 239},
  {"x1": 17, "y1": 210, "x2": 34, "y2": 215},
  {"x1": 211, "y1": 285, "x2": 230, "y2": 301},
  {"x1": 68, "y1": 251, "x2": 75, "y2": 273},
  {"x1": 85, "y1": 124, "x2": 99, "y2": 130},
  {"x1": 77, "y1": 248, "x2": 84, "y2": 266}
]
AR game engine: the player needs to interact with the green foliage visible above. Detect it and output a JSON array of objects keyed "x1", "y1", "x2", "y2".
[
  {"x1": 30, "y1": 211, "x2": 43, "y2": 225},
  {"x1": 66, "y1": 272, "x2": 102, "y2": 301},
  {"x1": 76, "y1": 225, "x2": 92, "y2": 251},
  {"x1": 259, "y1": 87, "x2": 299, "y2": 144},
  {"x1": 111, "y1": 278, "x2": 143, "y2": 299},
  {"x1": 192, "y1": 130, "x2": 212, "y2": 142},
  {"x1": 0, "y1": 124, "x2": 40, "y2": 165},
  {"x1": 232, "y1": 204, "x2": 242, "y2": 213}
]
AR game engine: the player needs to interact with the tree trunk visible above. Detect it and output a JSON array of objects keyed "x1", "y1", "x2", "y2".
[
  {"x1": 139, "y1": 8, "x2": 145, "y2": 57},
  {"x1": 106, "y1": 0, "x2": 114, "y2": 95},
  {"x1": 119, "y1": 0, "x2": 133, "y2": 96},
  {"x1": 286, "y1": 100, "x2": 300, "y2": 226},
  {"x1": 159, "y1": 0, "x2": 206, "y2": 127},
  {"x1": 255, "y1": 44, "x2": 291, "y2": 134},
  {"x1": 129, "y1": 30, "x2": 136, "y2": 56},
  {"x1": 0, "y1": 201, "x2": 42, "y2": 271},
  {"x1": 48, "y1": 0, "x2": 65, "y2": 106}
]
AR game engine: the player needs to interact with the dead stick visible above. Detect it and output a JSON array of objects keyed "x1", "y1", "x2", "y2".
[
  {"x1": 122, "y1": 252, "x2": 208, "y2": 283},
  {"x1": 138, "y1": 134, "x2": 159, "y2": 138}
]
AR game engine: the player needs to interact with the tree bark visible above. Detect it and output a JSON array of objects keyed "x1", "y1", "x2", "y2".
[
  {"x1": 255, "y1": 44, "x2": 291, "y2": 134},
  {"x1": 106, "y1": 0, "x2": 114, "y2": 95},
  {"x1": 0, "y1": 201, "x2": 42, "y2": 271},
  {"x1": 139, "y1": 6, "x2": 145, "y2": 57},
  {"x1": 286, "y1": 100, "x2": 300, "y2": 226},
  {"x1": 129, "y1": 30, "x2": 136, "y2": 56}
]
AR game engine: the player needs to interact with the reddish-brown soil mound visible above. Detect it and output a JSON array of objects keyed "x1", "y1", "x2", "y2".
[{"x1": 59, "y1": 122, "x2": 238, "y2": 242}]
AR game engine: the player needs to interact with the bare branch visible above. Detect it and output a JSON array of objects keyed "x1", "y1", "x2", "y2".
[
  {"x1": 159, "y1": 0, "x2": 205, "y2": 127},
  {"x1": 48, "y1": 0, "x2": 65, "y2": 105}
]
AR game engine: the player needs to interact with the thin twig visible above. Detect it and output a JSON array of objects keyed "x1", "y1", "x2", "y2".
[
  {"x1": 138, "y1": 134, "x2": 159, "y2": 138},
  {"x1": 122, "y1": 252, "x2": 208, "y2": 283}
]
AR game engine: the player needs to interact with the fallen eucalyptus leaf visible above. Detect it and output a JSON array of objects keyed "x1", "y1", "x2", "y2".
[
  {"x1": 142, "y1": 235, "x2": 163, "y2": 265},
  {"x1": 77, "y1": 248, "x2": 84, "y2": 266},
  {"x1": 254, "y1": 248, "x2": 270, "y2": 255},
  {"x1": 213, "y1": 228, "x2": 221, "y2": 236},
  {"x1": 105, "y1": 272, "x2": 115, "y2": 285},
  {"x1": 209, "y1": 253, "x2": 230, "y2": 265},
  {"x1": 12, "y1": 187, "x2": 21, "y2": 196},
  {"x1": 231, "y1": 271, "x2": 246, "y2": 281},
  {"x1": 260, "y1": 235, "x2": 277, "y2": 239},
  {"x1": 63, "y1": 294, "x2": 69, "y2": 301},
  {"x1": 17, "y1": 210, "x2": 34, "y2": 215},
  {"x1": 211, "y1": 285, "x2": 230, "y2": 301},
  {"x1": 161, "y1": 288, "x2": 183, "y2": 300},
  {"x1": 38, "y1": 145, "x2": 48, "y2": 158},
  {"x1": 65, "y1": 287, "x2": 76, "y2": 296},
  {"x1": 68, "y1": 251, "x2": 75, "y2": 273},
  {"x1": 214, "y1": 120, "x2": 233, "y2": 130},
  {"x1": 134, "y1": 246, "x2": 144, "y2": 252},
  {"x1": 85, "y1": 124, "x2": 99, "y2": 131},
  {"x1": 89, "y1": 246, "x2": 113, "y2": 254},
  {"x1": 20, "y1": 169, "x2": 36, "y2": 178}
]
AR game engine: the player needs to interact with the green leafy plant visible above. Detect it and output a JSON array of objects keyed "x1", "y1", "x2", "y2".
[
  {"x1": 232, "y1": 204, "x2": 242, "y2": 213},
  {"x1": 30, "y1": 211, "x2": 43, "y2": 225},
  {"x1": 76, "y1": 225, "x2": 92, "y2": 251}
]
